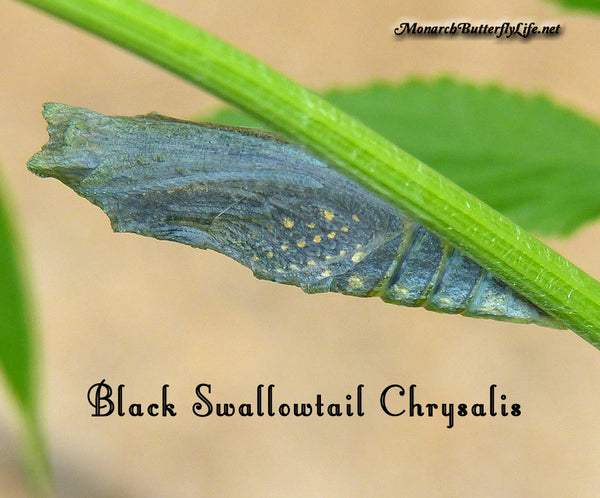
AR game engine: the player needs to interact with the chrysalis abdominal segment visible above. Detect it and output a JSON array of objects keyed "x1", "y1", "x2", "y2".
[{"x1": 28, "y1": 103, "x2": 562, "y2": 328}]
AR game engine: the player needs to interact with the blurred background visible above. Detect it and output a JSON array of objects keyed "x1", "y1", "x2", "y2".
[{"x1": 1, "y1": 0, "x2": 599, "y2": 496}]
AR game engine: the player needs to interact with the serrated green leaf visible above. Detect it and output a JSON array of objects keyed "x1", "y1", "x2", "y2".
[
  {"x1": 544, "y1": 0, "x2": 600, "y2": 14},
  {"x1": 205, "y1": 78, "x2": 600, "y2": 236}
]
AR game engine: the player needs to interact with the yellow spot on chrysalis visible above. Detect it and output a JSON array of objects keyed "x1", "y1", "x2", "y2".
[
  {"x1": 351, "y1": 251, "x2": 365, "y2": 263},
  {"x1": 352, "y1": 214, "x2": 360, "y2": 222},
  {"x1": 339, "y1": 250, "x2": 346, "y2": 256},
  {"x1": 307, "y1": 260, "x2": 316, "y2": 266},
  {"x1": 307, "y1": 222, "x2": 315, "y2": 229},
  {"x1": 313, "y1": 235, "x2": 322, "y2": 243},
  {"x1": 252, "y1": 255, "x2": 260, "y2": 262},
  {"x1": 348, "y1": 274, "x2": 365, "y2": 289},
  {"x1": 282, "y1": 218, "x2": 294, "y2": 229},
  {"x1": 325, "y1": 255, "x2": 333, "y2": 260},
  {"x1": 267, "y1": 251, "x2": 274, "y2": 259},
  {"x1": 341, "y1": 226, "x2": 349, "y2": 233},
  {"x1": 394, "y1": 285, "x2": 409, "y2": 296},
  {"x1": 276, "y1": 269, "x2": 284, "y2": 273},
  {"x1": 290, "y1": 264, "x2": 299, "y2": 270},
  {"x1": 356, "y1": 244, "x2": 363, "y2": 249},
  {"x1": 321, "y1": 269, "x2": 331, "y2": 277},
  {"x1": 327, "y1": 232, "x2": 335, "y2": 239},
  {"x1": 281, "y1": 244, "x2": 288, "y2": 251},
  {"x1": 297, "y1": 240, "x2": 306, "y2": 248},
  {"x1": 322, "y1": 209, "x2": 334, "y2": 221}
]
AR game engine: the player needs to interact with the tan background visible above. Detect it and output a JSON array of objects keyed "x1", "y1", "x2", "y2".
[{"x1": 1, "y1": 0, "x2": 600, "y2": 496}]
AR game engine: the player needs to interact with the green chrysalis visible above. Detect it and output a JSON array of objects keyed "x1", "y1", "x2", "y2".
[{"x1": 28, "y1": 103, "x2": 563, "y2": 328}]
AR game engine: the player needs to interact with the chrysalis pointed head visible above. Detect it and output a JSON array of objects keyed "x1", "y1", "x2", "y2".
[{"x1": 27, "y1": 103, "x2": 108, "y2": 188}]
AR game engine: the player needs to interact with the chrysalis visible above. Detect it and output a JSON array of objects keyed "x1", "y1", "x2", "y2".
[{"x1": 28, "y1": 103, "x2": 563, "y2": 328}]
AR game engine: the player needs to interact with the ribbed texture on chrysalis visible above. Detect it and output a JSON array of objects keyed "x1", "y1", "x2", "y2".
[{"x1": 28, "y1": 103, "x2": 563, "y2": 328}]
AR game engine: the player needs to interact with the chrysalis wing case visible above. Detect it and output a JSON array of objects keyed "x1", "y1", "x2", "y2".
[{"x1": 28, "y1": 103, "x2": 563, "y2": 328}]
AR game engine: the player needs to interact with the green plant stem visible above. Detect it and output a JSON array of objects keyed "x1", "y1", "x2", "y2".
[{"x1": 20, "y1": 0, "x2": 600, "y2": 348}]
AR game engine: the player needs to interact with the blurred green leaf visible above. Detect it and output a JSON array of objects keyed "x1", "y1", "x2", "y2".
[
  {"x1": 205, "y1": 78, "x2": 600, "y2": 236},
  {"x1": 0, "y1": 174, "x2": 49, "y2": 490},
  {"x1": 545, "y1": 0, "x2": 600, "y2": 14},
  {"x1": 0, "y1": 179, "x2": 34, "y2": 414}
]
